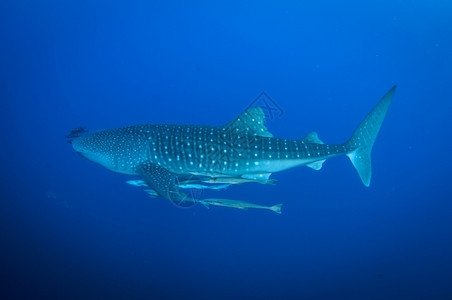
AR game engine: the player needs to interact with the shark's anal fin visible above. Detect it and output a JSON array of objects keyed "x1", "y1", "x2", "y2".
[
  {"x1": 306, "y1": 159, "x2": 326, "y2": 170},
  {"x1": 302, "y1": 132, "x2": 325, "y2": 170},
  {"x1": 136, "y1": 162, "x2": 188, "y2": 202}
]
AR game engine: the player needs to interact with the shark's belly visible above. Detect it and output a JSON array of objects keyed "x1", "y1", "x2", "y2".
[
  {"x1": 181, "y1": 157, "x2": 322, "y2": 177},
  {"x1": 247, "y1": 158, "x2": 318, "y2": 173}
]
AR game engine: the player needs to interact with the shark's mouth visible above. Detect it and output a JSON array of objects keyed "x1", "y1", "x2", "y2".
[{"x1": 76, "y1": 151, "x2": 88, "y2": 160}]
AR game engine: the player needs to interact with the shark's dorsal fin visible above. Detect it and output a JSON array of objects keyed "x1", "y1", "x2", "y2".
[
  {"x1": 302, "y1": 132, "x2": 324, "y2": 144},
  {"x1": 225, "y1": 107, "x2": 273, "y2": 137}
]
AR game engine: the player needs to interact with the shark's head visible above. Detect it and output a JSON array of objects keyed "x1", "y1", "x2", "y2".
[{"x1": 72, "y1": 132, "x2": 114, "y2": 170}]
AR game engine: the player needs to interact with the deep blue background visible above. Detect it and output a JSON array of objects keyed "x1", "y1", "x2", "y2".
[{"x1": 1, "y1": 1, "x2": 451, "y2": 299}]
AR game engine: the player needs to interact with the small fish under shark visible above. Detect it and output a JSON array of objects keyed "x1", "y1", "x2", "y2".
[{"x1": 71, "y1": 86, "x2": 396, "y2": 213}]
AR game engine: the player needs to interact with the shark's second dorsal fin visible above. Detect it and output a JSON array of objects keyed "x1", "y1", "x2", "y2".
[
  {"x1": 225, "y1": 106, "x2": 273, "y2": 137},
  {"x1": 302, "y1": 132, "x2": 324, "y2": 144}
]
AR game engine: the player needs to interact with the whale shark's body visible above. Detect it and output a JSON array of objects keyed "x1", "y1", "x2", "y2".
[{"x1": 72, "y1": 86, "x2": 396, "y2": 213}]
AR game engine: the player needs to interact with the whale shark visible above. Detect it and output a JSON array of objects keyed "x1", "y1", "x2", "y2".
[{"x1": 71, "y1": 86, "x2": 396, "y2": 213}]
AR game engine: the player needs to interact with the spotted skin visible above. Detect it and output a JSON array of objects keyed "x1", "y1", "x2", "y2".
[
  {"x1": 72, "y1": 86, "x2": 396, "y2": 202},
  {"x1": 74, "y1": 124, "x2": 349, "y2": 176}
]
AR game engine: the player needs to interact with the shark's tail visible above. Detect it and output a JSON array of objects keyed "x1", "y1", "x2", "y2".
[{"x1": 345, "y1": 86, "x2": 396, "y2": 187}]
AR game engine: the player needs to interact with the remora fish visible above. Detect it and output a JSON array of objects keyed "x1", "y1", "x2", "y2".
[
  {"x1": 142, "y1": 188, "x2": 282, "y2": 214},
  {"x1": 72, "y1": 86, "x2": 396, "y2": 213}
]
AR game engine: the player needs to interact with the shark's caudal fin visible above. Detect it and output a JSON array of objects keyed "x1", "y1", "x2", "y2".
[{"x1": 345, "y1": 86, "x2": 396, "y2": 187}]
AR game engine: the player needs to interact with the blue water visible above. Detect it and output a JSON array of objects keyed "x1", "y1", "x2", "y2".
[{"x1": 1, "y1": 1, "x2": 451, "y2": 299}]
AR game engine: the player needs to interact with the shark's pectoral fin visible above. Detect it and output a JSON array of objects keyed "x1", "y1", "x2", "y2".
[{"x1": 136, "y1": 162, "x2": 188, "y2": 202}]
